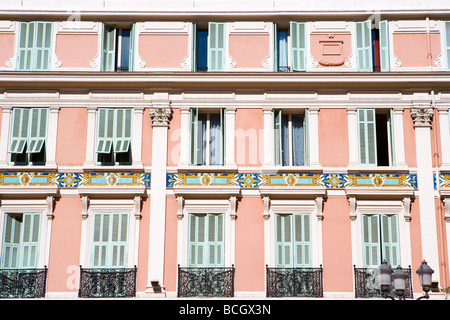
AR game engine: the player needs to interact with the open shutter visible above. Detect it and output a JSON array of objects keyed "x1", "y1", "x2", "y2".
[
  {"x1": 128, "y1": 24, "x2": 135, "y2": 72},
  {"x1": 362, "y1": 215, "x2": 381, "y2": 268},
  {"x1": 192, "y1": 23, "x2": 197, "y2": 71},
  {"x1": 102, "y1": 24, "x2": 116, "y2": 71},
  {"x1": 208, "y1": 22, "x2": 225, "y2": 71},
  {"x1": 9, "y1": 108, "x2": 29, "y2": 154},
  {"x1": 35, "y1": 22, "x2": 52, "y2": 71},
  {"x1": 389, "y1": 109, "x2": 396, "y2": 166},
  {"x1": 274, "y1": 109, "x2": 282, "y2": 166},
  {"x1": 358, "y1": 109, "x2": 377, "y2": 165},
  {"x1": 273, "y1": 23, "x2": 278, "y2": 72},
  {"x1": 445, "y1": 22, "x2": 450, "y2": 70},
  {"x1": 96, "y1": 108, "x2": 114, "y2": 154},
  {"x1": 27, "y1": 108, "x2": 48, "y2": 154},
  {"x1": 379, "y1": 20, "x2": 390, "y2": 72},
  {"x1": 356, "y1": 20, "x2": 373, "y2": 71},
  {"x1": 1, "y1": 214, "x2": 21, "y2": 268},
  {"x1": 294, "y1": 214, "x2": 311, "y2": 267},
  {"x1": 290, "y1": 21, "x2": 306, "y2": 71},
  {"x1": 381, "y1": 215, "x2": 400, "y2": 267},
  {"x1": 190, "y1": 108, "x2": 202, "y2": 165},
  {"x1": 303, "y1": 109, "x2": 309, "y2": 166},
  {"x1": 17, "y1": 22, "x2": 35, "y2": 71},
  {"x1": 114, "y1": 109, "x2": 132, "y2": 153}
]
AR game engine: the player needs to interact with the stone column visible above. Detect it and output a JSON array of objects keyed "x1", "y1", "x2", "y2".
[{"x1": 146, "y1": 101, "x2": 172, "y2": 296}]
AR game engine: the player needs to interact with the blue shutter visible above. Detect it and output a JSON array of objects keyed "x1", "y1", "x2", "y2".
[
  {"x1": 356, "y1": 20, "x2": 373, "y2": 72},
  {"x1": 358, "y1": 109, "x2": 377, "y2": 165},
  {"x1": 208, "y1": 22, "x2": 225, "y2": 71},
  {"x1": 379, "y1": 20, "x2": 390, "y2": 72},
  {"x1": 290, "y1": 21, "x2": 306, "y2": 71}
]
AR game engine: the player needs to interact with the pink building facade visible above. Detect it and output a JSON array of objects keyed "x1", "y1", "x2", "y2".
[{"x1": 0, "y1": 1, "x2": 449, "y2": 300}]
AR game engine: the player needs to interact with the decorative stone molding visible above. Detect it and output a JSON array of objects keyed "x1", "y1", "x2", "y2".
[
  {"x1": 443, "y1": 198, "x2": 450, "y2": 222},
  {"x1": 315, "y1": 196, "x2": 324, "y2": 221},
  {"x1": 403, "y1": 197, "x2": 411, "y2": 222},
  {"x1": 411, "y1": 107, "x2": 433, "y2": 127},
  {"x1": 149, "y1": 107, "x2": 172, "y2": 127}
]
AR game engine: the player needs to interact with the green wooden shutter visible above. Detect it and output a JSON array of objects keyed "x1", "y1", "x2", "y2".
[
  {"x1": 379, "y1": 20, "x2": 390, "y2": 72},
  {"x1": 356, "y1": 20, "x2": 372, "y2": 71},
  {"x1": 274, "y1": 109, "x2": 282, "y2": 166},
  {"x1": 96, "y1": 108, "x2": 114, "y2": 154},
  {"x1": 17, "y1": 22, "x2": 52, "y2": 71},
  {"x1": 188, "y1": 214, "x2": 206, "y2": 266},
  {"x1": 27, "y1": 108, "x2": 48, "y2": 154},
  {"x1": 128, "y1": 23, "x2": 135, "y2": 72},
  {"x1": 92, "y1": 212, "x2": 128, "y2": 268},
  {"x1": 362, "y1": 214, "x2": 381, "y2": 268},
  {"x1": 192, "y1": 23, "x2": 197, "y2": 71},
  {"x1": 190, "y1": 108, "x2": 199, "y2": 165},
  {"x1": 389, "y1": 109, "x2": 396, "y2": 166},
  {"x1": 444, "y1": 21, "x2": 450, "y2": 70},
  {"x1": 208, "y1": 214, "x2": 224, "y2": 267},
  {"x1": 102, "y1": 24, "x2": 116, "y2": 71},
  {"x1": 275, "y1": 214, "x2": 292, "y2": 267},
  {"x1": 17, "y1": 22, "x2": 35, "y2": 71},
  {"x1": 35, "y1": 22, "x2": 52, "y2": 71},
  {"x1": 290, "y1": 21, "x2": 306, "y2": 72},
  {"x1": 1, "y1": 213, "x2": 40, "y2": 269},
  {"x1": 9, "y1": 108, "x2": 30, "y2": 154},
  {"x1": 304, "y1": 109, "x2": 309, "y2": 166},
  {"x1": 273, "y1": 23, "x2": 278, "y2": 72},
  {"x1": 358, "y1": 109, "x2": 377, "y2": 165},
  {"x1": 381, "y1": 215, "x2": 400, "y2": 267},
  {"x1": 208, "y1": 22, "x2": 225, "y2": 71},
  {"x1": 294, "y1": 214, "x2": 311, "y2": 267},
  {"x1": 114, "y1": 109, "x2": 132, "y2": 153}
]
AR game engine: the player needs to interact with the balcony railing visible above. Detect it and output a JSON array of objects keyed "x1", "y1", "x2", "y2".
[
  {"x1": 354, "y1": 265, "x2": 413, "y2": 299},
  {"x1": 177, "y1": 265, "x2": 235, "y2": 297},
  {"x1": 266, "y1": 265, "x2": 323, "y2": 297},
  {"x1": 0, "y1": 267, "x2": 48, "y2": 298},
  {"x1": 78, "y1": 266, "x2": 137, "y2": 298}
]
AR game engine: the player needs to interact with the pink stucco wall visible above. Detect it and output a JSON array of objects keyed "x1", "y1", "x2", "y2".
[
  {"x1": 56, "y1": 107, "x2": 87, "y2": 166},
  {"x1": 393, "y1": 33, "x2": 441, "y2": 68},
  {"x1": 163, "y1": 196, "x2": 178, "y2": 292},
  {"x1": 403, "y1": 108, "x2": 417, "y2": 168},
  {"x1": 47, "y1": 197, "x2": 82, "y2": 293},
  {"x1": 310, "y1": 34, "x2": 352, "y2": 68},
  {"x1": 142, "y1": 107, "x2": 153, "y2": 166},
  {"x1": 229, "y1": 34, "x2": 270, "y2": 69},
  {"x1": 136, "y1": 197, "x2": 151, "y2": 292},
  {"x1": 409, "y1": 198, "x2": 424, "y2": 293},
  {"x1": 0, "y1": 33, "x2": 14, "y2": 68},
  {"x1": 55, "y1": 34, "x2": 98, "y2": 68},
  {"x1": 235, "y1": 197, "x2": 265, "y2": 292},
  {"x1": 322, "y1": 197, "x2": 353, "y2": 293},
  {"x1": 139, "y1": 34, "x2": 189, "y2": 69},
  {"x1": 235, "y1": 108, "x2": 264, "y2": 166},
  {"x1": 167, "y1": 108, "x2": 180, "y2": 167},
  {"x1": 319, "y1": 108, "x2": 349, "y2": 167}
]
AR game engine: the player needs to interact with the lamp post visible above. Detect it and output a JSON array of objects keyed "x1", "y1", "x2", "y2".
[
  {"x1": 379, "y1": 260, "x2": 408, "y2": 300},
  {"x1": 416, "y1": 260, "x2": 434, "y2": 300}
]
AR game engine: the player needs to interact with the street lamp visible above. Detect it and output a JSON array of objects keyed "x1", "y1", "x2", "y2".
[
  {"x1": 416, "y1": 260, "x2": 434, "y2": 300},
  {"x1": 379, "y1": 260, "x2": 409, "y2": 300},
  {"x1": 392, "y1": 265, "x2": 408, "y2": 300},
  {"x1": 379, "y1": 260, "x2": 394, "y2": 299}
]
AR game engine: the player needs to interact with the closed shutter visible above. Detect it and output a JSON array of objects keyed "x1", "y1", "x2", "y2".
[
  {"x1": 294, "y1": 214, "x2": 311, "y2": 267},
  {"x1": 1, "y1": 213, "x2": 40, "y2": 269},
  {"x1": 275, "y1": 214, "x2": 292, "y2": 267},
  {"x1": 17, "y1": 22, "x2": 52, "y2": 71},
  {"x1": 189, "y1": 214, "x2": 206, "y2": 266},
  {"x1": 446, "y1": 22, "x2": 450, "y2": 70},
  {"x1": 34, "y1": 22, "x2": 52, "y2": 71},
  {"x1": 8, "y1": 108, "x2": 30, "y2": 154},
  {"x1": 358, "y1": 109, "x2": 377, "y2": 165},
  {"x1": 102, "y1": 24, "x2": 116, "y2": 71},
  {"x1": 290, "y1": 21, "x2": 306, "y2": 71},
  {"x1": 208, "y1": 22, "x2": 225, "y2": 71},
  {"x1": 92, "y1": 212, "x2": 128, "y2": 268},
  {"x1": 362, "y1": 214, "x2": 381, "y2": 268},
  {"x1": 356, "y1": 20, "x2": 373, "y2": 71},
  {"x1": 381, "y1": 215, "x2": 400, "y2": 267},
  {"x1": 17, "y1": 22, "x2": 35, "y2": 71},
  {"x1": 27, "y1": 108, "x2": 48, "y2": 154},
  {"x1": 379, "y1": 20, "x2": 390, "y2": 72},
  {"x1": 208, "y1": 214, "x2": 224, "y2": 267}
]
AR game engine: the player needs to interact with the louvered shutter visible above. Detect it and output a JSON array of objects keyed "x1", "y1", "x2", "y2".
[
  {"x1": 356, "y1": 20, "x2": 373, "y2": 71},
  {"x1": 192, "y1": 23, "x2": 197, "y2": 71},
  {"x1": 208, "y1": 22, "x2": 225, "y2": 71},
  {"x1": 189, "y1": 214, "x2": 206, "y2": 266},
  {"x1": 362, "y1": 215, "x2": 381, "y2": 268},
  {"x1": 17, "y1": 22, "x2": 34, "y2": 71},
  {"x1": 114, "y1": 109, "x2": 132, "y2": 153},
  {"x1": 35, "y1": 22, "x2": 52, "y2": 71},
  {"x1": 379, "y1": 20, "x2": 390, "y2": 72},
  {"x1": 20, "y1": 213, "x2": 41, "y2": 268},
  {"x1": 96, "y1": 108, "x2": 114, "y2": 154},
  {"x1": 190, "y1": 108, "x2": 205, "y2": 165},
  {"x1": 274, "y1": 109, "x2": 282, "y2": 166},
  {"x1": 389, "y1": 109, "x2": 396, "y2": 166},
  {"x1": 294, "y1": 214, "x2": 311, "y2": 267},
  {"x1": 290, "y1": 21, "x2": 306, "y2": 72},
  {"x1": 358, "y1": 109, "x2": 377, "y2": 165},
  {"x1": 275, "y1": 214, "x2": 292, "y2": 267},
  {"x1": 102, "y1": 24, "x2": 116, "y2": 71},
  {"x1": 273, "y1": 23, "x2": 278, "y2": 71},
  {"x1": 9, "y1": 108, "x2": 30, "y2": 154},
  {"x1": 381, "y1": 215, "x2": 400, "y2": 267},
  {"x1": 128, "y1": 24, "x2": 135, "y2": 72},
  {"x1": 208, "y1": 214, "x2": 224, "y2": 267},
  {"x1": 210, "y1": 111, "x2": 224, "y2": 165},
  {"x1": 1, "y1": 214, "x2": 21, "y2": 268},
  {"x1": 446, "y1": 22, "x2": 450, "y2": 70},
  {"x1": 27, "y1": 108, "x2": 48, "y2": 154}
]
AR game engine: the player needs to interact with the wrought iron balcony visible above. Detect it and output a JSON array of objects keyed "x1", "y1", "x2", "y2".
[
  {"x1": 78, "y1": 266, "x2": 137, "y2": 298},
  {"x1": 354, "y1": 265, "x2": 413, "y2": 299},
  {"x1": 177, "y1": 265, "x2": 235, "y2": 297},
  {"x1": 266, "y1": 265, "x2": 323, "y2": 297},
  {"x1": 0, "y1": 267, "x2": 48, "y2": 298}
]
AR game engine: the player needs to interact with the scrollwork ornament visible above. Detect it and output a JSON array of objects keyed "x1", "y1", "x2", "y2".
[
  {"x1": 149, "y1": 107, "x2": 172, "y2": 127},
  {"x1": 411, "y1": 107, "x2": 433, "y2": 127}
]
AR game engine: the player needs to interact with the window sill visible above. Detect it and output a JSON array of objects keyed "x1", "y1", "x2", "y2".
[
  {"x1": 82, "y1": 163, "x2": 144, "y2": 172},
  {"x1": 347, "y1": 165, "x2": 410, "y2": 174},
  {"x1": 0, "y1": 163, "x2": 58, "y2": 172},
  {"x1": 261, "y1": 165, "x2": 322, "y2": 174},
  {"x1": 176, "y1": 164, "x2": 238, "y2": 173}
]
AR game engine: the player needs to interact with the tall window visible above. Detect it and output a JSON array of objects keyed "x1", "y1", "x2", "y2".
[
  {"x1": 273, "y1": 23, "x2": 289, "y2": 72},
  {"x1": 91, "y1": 212, "x2": 129, "y2": 268},
  {"x1": 362, "y1": 214, "x2": 400, "y2": 268},
  {"x1": 275, "y1": 214, "x2": 311, "y2": 267},
  {"x1": 96, "y1": 108, "x2": 133, "y2": 165},
  {"x1": 17, "y1": 22, "x2": 52, "y2": 71},
  {"x1": 371, "y1": 20, "x2": 390, "y2": 72},
  {"x1": 9, "y1": 108, "x2": 48, "y2": 165},
  {"x1": 274, "y1": 109, "x2": 308, "y2": 166},
  {"x1": 102, "y1": 24, "x2": 135, "y2": 72},
  {"x1": 190, "y1": 108, "x2": 225, "y2": 166},
  {"x1": 194, "y1": 27, "x2": 208, "y2": 72},
  {"x1": 188, "y1": 214, "x2": 224, "y2": 267},
  {"x1": 357, "y1": 109, "x2": 395, "y2": 166},
  {"x1": 1, "y1": 213, "x2": 41, "y2": 269}
]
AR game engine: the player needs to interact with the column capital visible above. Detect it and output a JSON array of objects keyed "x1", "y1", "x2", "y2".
[
  {"x1": 149, "y1": 107, "x2": 172, "y2": 127},
  {"x1": 411, "y1": 107, "x2": 433, "y2": 128}
]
